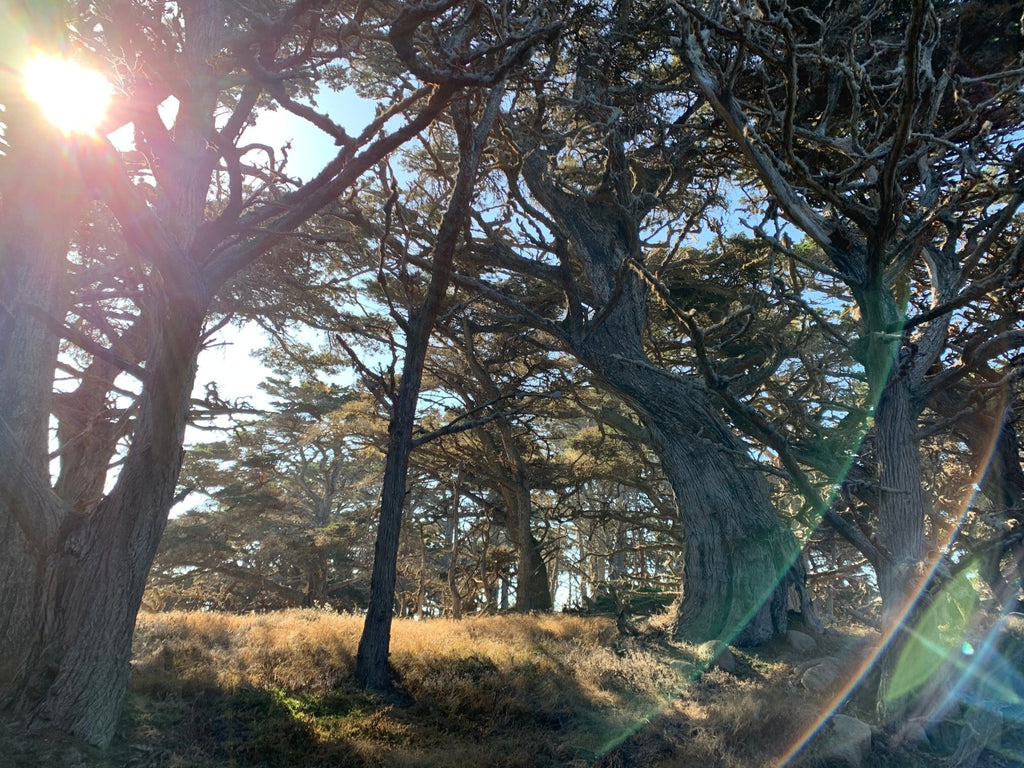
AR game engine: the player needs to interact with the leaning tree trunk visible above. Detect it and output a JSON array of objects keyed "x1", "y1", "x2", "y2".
[
  {"x1": 356, "y1": 354, "x2": 424, "y2": 690},
  {"x1": 580, "y1": 339, "x2": 799, "y2": 645},
  {"x1": 566, "y1": 273, "x2": 800, "y2": 645},
  {"x1": 518, "y1": 152, "x2": 800, "y2": 646}
]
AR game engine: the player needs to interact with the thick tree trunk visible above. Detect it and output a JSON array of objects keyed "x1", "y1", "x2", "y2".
[
  {"x1": 6, "y1": 445, "x2": 192, "y2": 740},
  {"x1": 874, "y1": 364, "x2": 930, "y2": 724},
  {"x1": 582, "y1": 344, "x2": 798, "y2": 645},
  {"x1": 508, "y1": 520, "x2": 553, "y2": 612},
  {"x1": 516, "y1": 148, "x2": 800, "y2": 645},
  {"x1": 497, "y1": 438, "x2": 552, "y2": 613},
  {"x1": 875, "y1": 371, "x2": 926, "y2": 604},
  {"x1": 1, "y1": 300, "x2": 204, "y2": 744},
  {"x1": 0, "y1": 9, "x2": 212, "y2": 742},
  {"x1": 303, "y1": 555, "x2": 331, "y2": 608},
  {"x1": 856, "y1": 282, "x2": 930, "y2": 724},
  {"x1": 0, "y1": 113, "x2": 81, "y2": 704}
]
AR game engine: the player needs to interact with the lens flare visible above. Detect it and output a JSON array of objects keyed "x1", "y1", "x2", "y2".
[{"x1": 24, "y1": 55, "x2": 113, "y2": 135}]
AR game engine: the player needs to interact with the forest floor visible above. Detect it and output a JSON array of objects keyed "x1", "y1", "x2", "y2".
[{"x1": 2, "y1": 609, "x2": 1021, "y2": 767}]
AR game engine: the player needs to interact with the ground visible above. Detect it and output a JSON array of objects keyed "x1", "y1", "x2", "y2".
[{"x1": 1, "y1": 609, "x2": 1021, "y2": 767}]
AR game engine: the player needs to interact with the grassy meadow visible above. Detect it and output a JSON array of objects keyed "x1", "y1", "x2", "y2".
[
  {"x1": 120, "y1": 610, "x2": 696, "y2": 768},
  {"x1": 2, "y1": 610, "x2": 943, "y2": 768}
]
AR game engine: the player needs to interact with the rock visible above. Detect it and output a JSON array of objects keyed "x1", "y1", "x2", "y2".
[
  {"x1": 998, "y1": 613, "x2": 1024, "y2": 667},
  {"x1": 810, "y1": 714, "x2": 872, "y2": 768},
  {"x1": 786, "y1": 629, "x2": 817, "y2": 654},
  {"x1": 800, "y1": 657, "x2": 842, "y2": 693},
  {"x1": 670, "y1": 660, "x2": 697, "y2": 679},
  {"x1": 794, "y1": 656, "x2": 830, "y2": 675},
  {"x1": 698, "y1": 640, "x2": 737, "y2": 674},
  {"x1": 896, "y1": 717, "x2": 930, "y2": 749},
  {"x1": 59, "y1": 747, "x2": 87, "y2": 768},
  {"x1": 1001, "y1": 612, "x2": 1024, "y2": 635}
]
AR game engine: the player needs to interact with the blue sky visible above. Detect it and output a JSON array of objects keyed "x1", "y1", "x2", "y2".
[{"x1": 192, "y1": 88, "x2": 377, "y2": 410}]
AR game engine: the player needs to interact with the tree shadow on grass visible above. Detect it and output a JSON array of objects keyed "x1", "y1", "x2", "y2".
[
  {"x1": 120, "y1": 683, "x2": 371, "y2": 768},
  {"x1": 118, "y1": 614, "x2": 693, "y2": 767},
  {"x1": 390, "y1": 648, "x2": 688, "y2": 767}
]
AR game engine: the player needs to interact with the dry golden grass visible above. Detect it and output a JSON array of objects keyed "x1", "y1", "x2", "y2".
[
  {"x1": 119, "y1": 609, "x2": 693, "y2": 767},
  {"x1": 4, "y1": 611, "x2": 952, "y2": 768},
  {"x1": 595, "y1": 666, "x2": 821, "y2": 768}
]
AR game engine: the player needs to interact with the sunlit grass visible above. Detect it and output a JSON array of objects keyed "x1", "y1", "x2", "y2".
[
  {"x1": 30, "y1": 609, "x2": 933, "y2": 767},
  {"x1": 124, "y1": 609, "x2": 692, "y2": 767},
  {"x1": 0, "y1": 608, "x2": 969, "y2": 767}
]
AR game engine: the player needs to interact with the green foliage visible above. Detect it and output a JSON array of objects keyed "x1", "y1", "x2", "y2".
[{"x1": 152, "y1": 377, "x2": 385, "y2": 611}]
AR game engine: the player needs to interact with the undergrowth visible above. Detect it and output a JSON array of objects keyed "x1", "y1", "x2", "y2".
[
  {"x1": 2, "y1": 610, "x2": 963, "y2": 768},
  {"x1": 113, "y1": 610, "x2": 695, "y2": 768}
]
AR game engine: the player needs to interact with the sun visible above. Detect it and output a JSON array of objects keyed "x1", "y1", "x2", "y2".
[{"x1": 24, "y1": 55, "x2": 113, "y2": 135}]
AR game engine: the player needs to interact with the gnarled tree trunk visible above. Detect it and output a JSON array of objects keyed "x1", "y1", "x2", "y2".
[
  {"x1": 0, "y1": 3, "x2": 215, "y2": 744},
  {"x1": 517, "y1": 152, "x2": 800, "y2": 645},
  {"x1": 1, "y1": 290, "x2": 205, "y2": 744},
  {"x1": 0, "y1": 111, "x2": 80, "y2": 711},
  {"x1": 577, "y1": 325, "x2": 798, "y2": 644}
]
